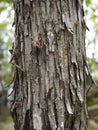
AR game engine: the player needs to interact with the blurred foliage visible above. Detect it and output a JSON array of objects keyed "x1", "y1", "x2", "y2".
[
  {"x1": 85, "y1": 1, "x2": 98, "y2": 130},
  {"x1": 86, "y1": 0, "x2": 91, "y2": 6},
  {"x1": 0, "y1": 0, "x2": 12, "y2": 3},
  {"x1": 88, "y1": 126, "x2": 98, "y2": 130},
  {"x1": 0, "y1": 123, "x2": 5, "y2": 130},
  {"x1": 87, "y1": 97, "x2": 98, "y2": 106},
  {"x1": 88, "y1": 119, "x2": 98, "y2": 130},
  {"x1": 0, "y1": 0, "x2": 13, "y2": 89},
  {"x1": 0, "y1": 107, "x2": 10, "y2": 121},
  {"x1": 6, "y1": 115, "x2": 13, "y2": 122},
  {"x1": 85, "y1": 0, "x2": 98, "y2": 79}
]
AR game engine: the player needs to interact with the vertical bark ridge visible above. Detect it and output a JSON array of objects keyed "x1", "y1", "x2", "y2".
[{"x1": 11, "y1": 0, "x2": 88, "y2": 130}]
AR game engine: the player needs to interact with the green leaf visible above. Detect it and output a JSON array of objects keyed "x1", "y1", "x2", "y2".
[
  {"x1": 86, "y1": 0, "x2": 91, "y2": 5},
  {"x1": 0, "y1": 0, "x2": 12, "y2": 3},
  {"x1": 0, "y1": 22, "x2": 8, "y2": 30},
  {"x1": 0, "y1": 6, "x2": 6, "y2": 13}
]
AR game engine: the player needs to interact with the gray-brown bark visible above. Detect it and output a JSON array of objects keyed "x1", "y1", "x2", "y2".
[{"x1": 11, "y1": 0, "x2": 88, "y2": 130}]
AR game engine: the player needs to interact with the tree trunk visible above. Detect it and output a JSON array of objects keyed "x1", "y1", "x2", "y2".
[{"x1": 11, "y1": 0, "x2": 88, "y2": 130}]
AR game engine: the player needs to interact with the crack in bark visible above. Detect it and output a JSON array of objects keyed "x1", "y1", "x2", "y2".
[{"x1": 11, "y1": 0, "x2": 89, "y2": 130}]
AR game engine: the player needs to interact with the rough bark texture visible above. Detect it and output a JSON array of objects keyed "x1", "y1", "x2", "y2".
[{"x1": 11, "y1": 0, "x2": 88, "y2": 130}]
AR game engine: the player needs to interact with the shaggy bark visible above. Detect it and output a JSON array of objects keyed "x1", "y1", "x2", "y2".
[{"x1": 11, "y1": 0, "x2": 89, "y2": 130}]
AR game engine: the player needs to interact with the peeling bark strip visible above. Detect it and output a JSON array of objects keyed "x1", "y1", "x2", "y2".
[{"x1": 11, "y1": 0, "x2": 88, "y2": 130}]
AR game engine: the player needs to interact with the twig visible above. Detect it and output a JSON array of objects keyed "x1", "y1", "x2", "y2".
[{"x1": 12, "y1": 62, "x2": 24, "y2": 72}]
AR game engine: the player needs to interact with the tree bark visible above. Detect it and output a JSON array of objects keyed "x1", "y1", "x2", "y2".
[{"x1": 11, "y1": 0, "x2": 88, "y2": 130}]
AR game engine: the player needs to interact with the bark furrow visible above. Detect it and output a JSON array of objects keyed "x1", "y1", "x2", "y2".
[{"x1": 11, "y1": 0, "x2": 88, "y2": 130}]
